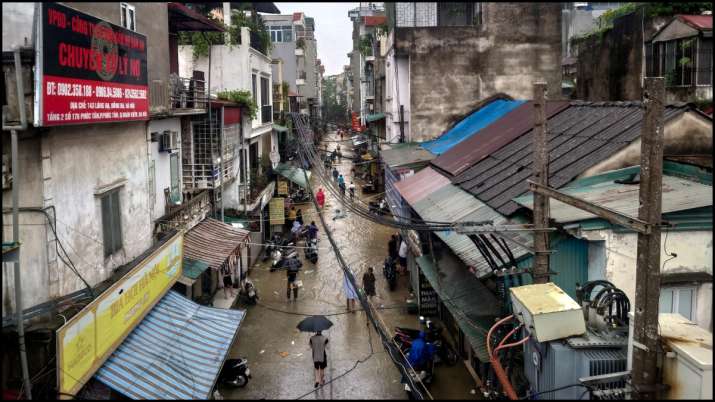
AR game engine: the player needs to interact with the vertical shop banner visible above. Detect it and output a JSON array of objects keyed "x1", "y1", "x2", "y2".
[
  {"x1": 36, "y1": 3, "x2": 149, "y2": 126},
  {"x1": 351, "y1": 112, "x2": 361, "y2": 132},
  {"x1": 269, "y1": 197, "x2": 286, "y2": 225}
]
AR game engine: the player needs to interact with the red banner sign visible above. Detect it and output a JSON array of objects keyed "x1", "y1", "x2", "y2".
[
  {"x1": 37, "y1": 3, "x2": 149, "y2": 126},
  {"x1": 351, "y1": 112, "x2": 363, "y2": 132}
]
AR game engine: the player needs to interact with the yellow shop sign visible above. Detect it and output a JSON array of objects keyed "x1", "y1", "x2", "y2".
[{"x1": 56, "y1": 232, "x2": 183, "y2": 398}]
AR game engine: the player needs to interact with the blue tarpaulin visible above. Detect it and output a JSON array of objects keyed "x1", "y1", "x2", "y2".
[{"x1": 420, "y1": 99, "x2": 525, "y2": 155}]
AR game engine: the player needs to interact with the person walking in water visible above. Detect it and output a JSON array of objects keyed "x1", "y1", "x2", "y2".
[
  {"x1": 362, "y1": 266, "x2": 376, "y2": 301},
  {"x1": 316, "y1": 188, "x2": 326, "y2": 210},
  {"x1": 344, "y1": 273, "x2": 358, "y2": 313},
  {"x1": 310, "y1": 331, "x2": 329, "y2": 388},
  {"x1": 332, "y1": 167, "x2": 339, "y2": 182},
  {"x1": 348, "y1": 181, "x2": 356, "y2": 201},
  {"x1": 338, "y1": 174, "x2": 346, "y2": 198}
]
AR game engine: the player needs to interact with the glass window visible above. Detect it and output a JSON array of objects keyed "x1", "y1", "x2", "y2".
[
  {"x1": 697, "y1": 38, "x2": 712, "y2": 86},
  {"x1": 120, "y1": 3, "x2": 136, "y2": 31},
  {"x1": 170, "y1": 152, "x2": 180, "y2": 204},
  {"x1": 252, "y1": 74, "x2": 257, "y2": 105},
  {"x1": 659, "y1": 285, "x2": 697, "y2": 321}
]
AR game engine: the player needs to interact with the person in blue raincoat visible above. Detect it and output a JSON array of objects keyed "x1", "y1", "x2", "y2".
[{"x1": 407, "y1": 331, "x2": 435, "y2": 371}]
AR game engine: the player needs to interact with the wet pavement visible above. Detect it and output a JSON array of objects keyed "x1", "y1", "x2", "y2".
[{"x1": 222, "y1": 131, "x2": 480, "y2": 400}]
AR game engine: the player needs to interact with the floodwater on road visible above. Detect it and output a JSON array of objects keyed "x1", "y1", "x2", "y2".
[{"x1": 222, "y1": 130, "x2": 480, "y2": 400}]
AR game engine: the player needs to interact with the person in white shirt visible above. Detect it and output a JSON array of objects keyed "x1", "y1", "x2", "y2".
[{"x1": 398, "y1": 240, "x2": 408, "y2": 275}]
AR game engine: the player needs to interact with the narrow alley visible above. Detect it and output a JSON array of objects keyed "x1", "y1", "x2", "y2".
[{"x1": 224, "y1": 130, "x2": 479, "y2": 400}]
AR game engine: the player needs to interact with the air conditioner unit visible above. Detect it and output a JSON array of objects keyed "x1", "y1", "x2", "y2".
[{"x1": 159, "y1": 131, "x2": 179, "y2": 153}]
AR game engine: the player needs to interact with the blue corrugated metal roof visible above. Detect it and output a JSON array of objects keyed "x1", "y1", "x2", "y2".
[
  {"x1": 95, "y1": 291, "x2": 245, "y2": 399},
  {"x1": 420, "y1": 99, "x2": 525, "y2": 155}
]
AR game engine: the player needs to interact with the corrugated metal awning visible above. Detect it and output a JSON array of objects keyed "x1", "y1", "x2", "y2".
[
  {"x1": 513, "y1": 166, "x2": 713, "y2": 224},
  {"x1": 184, "y1": 218, "x2": 249, "y2": 270},
  {"x1": 95, "y1": 290, "x2": 245, "y2": 399},
  {"x1": 274, "y1": 163, "x2": 311, "y2": 189},
  {"x1": 393, "y1": 166, "x2": 451, "y2": 206},
  {"x1": 381, "y1": 143, "x2": 435, "y2": 169},
  {"x1": 415, "y1": 255, "x2": 497, "y2": 362},
  {"x1": 410, "y1": 171, "x2": 532, "y2": 278}
]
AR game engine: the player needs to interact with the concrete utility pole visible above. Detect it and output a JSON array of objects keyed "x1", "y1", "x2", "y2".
[
  {"x1": 531, "y1": 82, "x2": 550, "y2": 284},
  {"x1": 630, "y1": 77, "x2": 665, "y2": 400}
]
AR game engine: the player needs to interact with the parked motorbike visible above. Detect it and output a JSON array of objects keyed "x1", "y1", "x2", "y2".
[
  {"x1": 369, "y1": 198, "x2": 389, "y2": 215},
  {"x1": 401, "y1": 361, "x2": 434, "y2": 400},
  {"x1": 393, "y1": 319, "x2": 458, "y2": 366},
  {"x1": 240, "y1": 279, "x2": 258, "y2": 305},
  {"x1": 383, "y1": 257, "x2": 397, "y2": 291},
  {"x1": 263, "y1": 234, "x2": 283, "y2": 262},
  {"x1": 217, "y1": 358, "x2": 251, "y2": 388},
  {"x1": 270, "y1": 240, "x2": 298, "y2": 271},
  {"x1": 289, "y1": 188, "x2": 311, "y2": 204},
  {"x1": 305, "y1": 238, "x2": 319, "y2": 264}
]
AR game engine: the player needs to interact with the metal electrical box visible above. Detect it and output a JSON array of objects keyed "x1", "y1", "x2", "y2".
[
  {"x1": 659, "y1": 314, "x2": 713, "y2": 400},
  {"x1": 510, "y1": 283, "x2": 586, "y2": 342}
]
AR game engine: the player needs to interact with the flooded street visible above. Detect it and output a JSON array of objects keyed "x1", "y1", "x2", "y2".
[{"x1": 223, "y1": 131, "x2": 479, "y2": 400}]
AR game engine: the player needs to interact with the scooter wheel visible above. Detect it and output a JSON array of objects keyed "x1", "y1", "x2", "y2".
[{"x1": 236, "y1": 374, "x2": 248, "y2": 388}]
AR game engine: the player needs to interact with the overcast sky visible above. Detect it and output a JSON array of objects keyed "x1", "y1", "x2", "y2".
[{"x1": 269, "y1": 2, "x2": 358, "y2": 76}]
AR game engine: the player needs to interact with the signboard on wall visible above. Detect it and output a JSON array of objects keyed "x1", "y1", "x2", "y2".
[
  {"x1": 35, "y1": 3, "x2": 149, "y2": 126},
  {"x1": 56, "y1": 232, "x2": 183, "y2": 398},
  {"x1": 351, "y1": 112, "x2": 361, "y2": 132},
  {"x1": 277, "y1": 180, "x2": 289, "y2": 195},
  {"x1": 269, "y1": 197, "x2": 286, "y2": 225}
]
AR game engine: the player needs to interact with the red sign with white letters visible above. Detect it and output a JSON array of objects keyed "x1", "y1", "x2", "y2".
[{"x1": 37, "y1": 3, "x2": 149, "y2": 126}]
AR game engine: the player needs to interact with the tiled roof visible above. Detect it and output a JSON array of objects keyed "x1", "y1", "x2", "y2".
[{"x1": 452, "y1": 101, "x2": 691, "y2": 216}]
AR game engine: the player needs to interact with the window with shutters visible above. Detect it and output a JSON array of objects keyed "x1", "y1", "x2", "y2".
[{"x1": 101, "y1": 189, "x2": 123, "y2": 257}]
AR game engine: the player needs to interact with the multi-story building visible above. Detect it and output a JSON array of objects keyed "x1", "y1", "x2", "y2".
[
  {"x1": 178, "y1": 3, "x2": 279, "y2": 247},
  {"x1": 383, "y1": 2, "x2": 563, "y2": 143},
  {"x1": 264, "y1": 12, "x2": 321, "y2": 119},
  {"x1": 348, "y1": 2, "x2": 385, "y2": 126},
  {"x1": 1, "y1": 1, "x2": 224, "y2": 316},
  {"x1": 1, "y1": 3, "x2": 229, "y2": 398}
]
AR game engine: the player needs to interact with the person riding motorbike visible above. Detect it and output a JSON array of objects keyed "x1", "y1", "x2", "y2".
[{"x1": 407, "y1": 331, "x2": 435, "y2": 372}]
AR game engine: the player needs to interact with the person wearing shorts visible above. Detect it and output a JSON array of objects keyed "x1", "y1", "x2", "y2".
[
  {"x1": 221, "y1": 264, "x2": 235, "y2": 300},
  {"x1": 310, "y1": 331, "x2": 329, "y2": 387}
]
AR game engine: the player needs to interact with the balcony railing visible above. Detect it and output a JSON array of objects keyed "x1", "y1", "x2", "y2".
[
  {"x1": 150, "y1": 73, "x2": 207, "y2": 116},
  {"x1": 154, "y1": 190, "x2": 211, "y2": 236},
  {"x1": 261, "y1": 105, "x2": 273, "y2": 124}
]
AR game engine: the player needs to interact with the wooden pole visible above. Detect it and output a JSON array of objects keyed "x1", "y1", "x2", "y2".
[
  {"x1": 531, "y1": 82, "x2": 550, "y2": 284},
  {"x1": 631, "y1": 77, "x2": 665, "y2": 400}
]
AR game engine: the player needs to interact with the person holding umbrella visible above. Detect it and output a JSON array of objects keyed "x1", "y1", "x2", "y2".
[
  {"x1": 297, "y1": 316, "x2": 333, "y2": 388},
  {"x1": 310, "y1": 331, "x2": 329, "y2": 388}
]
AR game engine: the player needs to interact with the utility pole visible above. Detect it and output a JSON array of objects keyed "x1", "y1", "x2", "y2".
[
  {"x1": 631, "y1": 77, "x2": 665, "y2": 400},
  {"x1": 531, "y1": 82, "x2": 550, "y2": 284}
]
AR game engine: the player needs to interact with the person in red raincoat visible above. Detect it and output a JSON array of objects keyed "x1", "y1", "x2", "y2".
[{"x1": 316, "y1": 188, "x2": 326, "y2": 210}]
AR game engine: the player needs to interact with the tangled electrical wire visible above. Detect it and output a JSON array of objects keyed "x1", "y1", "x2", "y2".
[
  {"x1": 289, "y1": 113, "x2": 493, "y2": 233},
  {"x1": 576, "y1": 280, "x2": 630, "y2": 328}
]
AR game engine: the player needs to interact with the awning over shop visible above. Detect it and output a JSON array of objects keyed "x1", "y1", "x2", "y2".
[
  {"x1": 415, "y1": 255, "x2": 498, "y2": 363},
  {"x1": 366, "y1": 113, "x2": 385, "y2": 123},
  {"x1": 352, "y1": 135, "x2": 368, "y2": 146},
  {"x1": 273, "y1": 124, "x2": 289, "y2": 133},
  {"x1": 184, "y1": 218, "x2": 250, "y2": 270},
  {"x1": 275, "y1": 163, "x2": 312, "y2": 189},
  {"x1": 95, "y1": 290, "x2": 245, "y2": 399},
  {"x1": 178, "y1": 258, "x2": 210, "y2": 286}
]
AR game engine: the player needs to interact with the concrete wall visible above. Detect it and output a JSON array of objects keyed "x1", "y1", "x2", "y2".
[
  {"x1": 579, "y1": 111, "x2": 713, "y2": 178},
  {"x1": 394, "y1": 2, "x2": 562, "y2": 142},
  {"x1": 582, "y1": 229, "x2": 713, "y2": 331},
  {"x1": 2, "y1": 122, "x2": 153, "y2": 314},
  {"x1": 270, "y1": 42, "x2": 297, "y2": 93},
  {"x1": 574, "y1": 8, "x2": 670, "y2": 101},
  {"x1": 147, "y1": 118, "x2": 182, "y2": 221},
  {"x1": 2, "y1": 135, "x2": 48, "y2": 315},
  {"x1": 385, "y1": 49, "x2": 411, "y2": 143}
]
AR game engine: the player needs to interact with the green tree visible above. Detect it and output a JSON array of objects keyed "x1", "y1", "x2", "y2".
[{"x1": 321, "y1": 76, "x2": 348, "y2": 125}]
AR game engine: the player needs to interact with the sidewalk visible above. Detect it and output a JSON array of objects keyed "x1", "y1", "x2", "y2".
[{"x1": 212, "y1": 286, "x2": 240, "y2": 309}]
